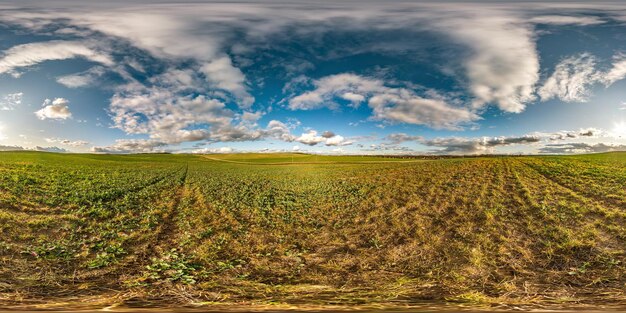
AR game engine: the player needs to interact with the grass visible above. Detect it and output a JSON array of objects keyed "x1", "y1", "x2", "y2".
[{"x1": 0, "y1": 151, "x2": 624, "y2": 310}]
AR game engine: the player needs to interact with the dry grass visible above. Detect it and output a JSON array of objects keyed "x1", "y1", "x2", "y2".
[{"x1": 0, "y1": 151, "x2": 624, "y2": 310}]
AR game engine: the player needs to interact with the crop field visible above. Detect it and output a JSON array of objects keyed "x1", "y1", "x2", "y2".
[{"x1": 0, "y1": 151, "x2": 625, "y2": 309}]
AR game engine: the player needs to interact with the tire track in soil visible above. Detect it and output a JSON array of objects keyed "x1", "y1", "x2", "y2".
[
  {"x1": 75, "y1": 164, "x2": 189, "y2": 282},
  {"x1": 493, "y1": 160, "x2": 625, "y2": 298},
  {"x1": 490, "y1": 160, "x2": 544, "y2": 278},
  {"x1": 514, "y1": 159, "x2": 626, "y2": 253},
  {"x1": 520, "y1": 160, "x2": 625, "y2": 214},
  {"x1": 152, "y1": 162, "x2": 189, "y2": 254}
]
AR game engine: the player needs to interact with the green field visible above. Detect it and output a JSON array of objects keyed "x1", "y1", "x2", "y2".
[{"x1": 0, "y1": 152, "x2": 625, "y2": 309}]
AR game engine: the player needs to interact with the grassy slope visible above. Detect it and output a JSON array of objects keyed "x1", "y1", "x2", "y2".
[{"x1": 0, "y1": 151, "x2": 625, "y2": 309}]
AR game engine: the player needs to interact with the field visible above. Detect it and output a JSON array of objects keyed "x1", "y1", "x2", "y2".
[{"x1": 0, "y1": 151, "x2": 625, "y2": 310}]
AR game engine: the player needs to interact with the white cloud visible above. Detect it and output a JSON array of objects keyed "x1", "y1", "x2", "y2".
[
  {"x1": 262, "y1": 120, "x2": 353, "y2": 146},
  {"x1": 288, "y1": 91, "x2": 325, "y2": 110},
  {"x1": 265, "y1": 120, "x2": 297, "y2": 142},
  {"x1": 368, "y1": 94, "x2": 479, "y2": 130},
  {"x1": 579, "y1": 127, "x2": 602, "y2": 137},
  {"x1": 288, "y1": 74, "x2": 479, "y2": 130},
  {"x1": 421, "y1": 135, "x2": 541, "y2": 155},
  {"x1": 67, "y1": 10, "x2": 254, "y2": 110},
  {"x1": 361, "y1": 143, "x2": 414, "y2": 153},
  {"x1": 539, "y1": 53, "x2": 600, "y2": 102},
  {"x1": 0, "y1": 3, "x2": 571, "y2": 119},
  {"x1": 0, "y1": 3, "x2": 619, "y2": 116},
  {"x1": 45, "y1": 137, "x2": 89, "y2": 146},
  {"x1": 293, "y1": 130, "x2": 353, "y2": 146},
  {"x1": 91, "y1": 139, "x2": 167, "y2": 153},
  {"x1": 384, "y1": 133, "x2": 422, "y2": 144},
  {"x1": 0, "y1": 92, "x2": 23, "y2": 110},
  {"x1": 437, "y1": 14, "x2": 539, "y2": 113},
  {"x1": 109, "y1": 70, "x2": 306, "y2": 147},
  {"x1": 538, "y1": 52, "x2": 626, "y2": 97},
  {"x1": 3, "y1": 1, "x2": 626, "y2": 149},
  {"x1": 419, "y1": 127, "x2": 616, "y2": 155},
  {"x1": 0, "y1": 144, "x2": 67, "y2": 152},
  {"x1": 241, "y1": 111, "x2": 263, "y2": 122},
  {"x1": 295, "y1": 130, "x2": 326, "y2": 146},
  {"x1": 530, "y1": 128, "x2": 605, "y2": 140},
  {"x1": 539, "y1": 142, "x2": 626, "y2": 154},
  {"x1": 108, "y1": 79, "x2": 258, "y2": 144},
  {"x1": 35, "y1": 98, "x2": 72, "y2": 120},
  {"x1": 602, "y1": 54, "x2": 626, "y2": 86},
  {"x1": 56, "y1": 66, "x2": 106, "y2": 88},
  {"x1": 65, "y1": 10, "x2": 221, "y2": 60},
  {"x1": 324, "y1": 134, "x2": 352, "y2": 146},
  {"x1": 0, "y1": 40, "x2": 113, "y2": 77},
  {"x1": 529, "y1": 15, "x2": 605, "y2": 26},
  {"x1": 0, "y1": 145, "x2": 24, "y2": 151},
  {"x1": 340, "y1": 92, "x2": 365, "y2": 105},
  {"x1": 88, "y1": 52, "x2": 266, "y2": 145},
  {"x1": 0, "y1": 8, "x2": 255, "y2": 142},
  {"x1": 35, "y1": 146, "x2": 68, "y2": 153},
  {"x1": 201, "y1": 56, "x2": 254, "y2": 108},
  {"x1": 288, "y1": 74, "x2": 383, "y2": 110},
  {"x1": 190, "y1": 146, "x2": 234, "y2": 154}
]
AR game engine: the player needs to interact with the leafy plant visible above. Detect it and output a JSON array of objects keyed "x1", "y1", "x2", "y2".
[
  {"x1": 145, "y1": 249, "x2": 201, "y2": 284},
  {"x1": 87, "y1": 243, "x2": 126, "y2": 269}
]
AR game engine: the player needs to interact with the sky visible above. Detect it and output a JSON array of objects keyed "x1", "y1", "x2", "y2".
[{"x1": 1, "y1": 1, "x2": 626, "y2": 155}]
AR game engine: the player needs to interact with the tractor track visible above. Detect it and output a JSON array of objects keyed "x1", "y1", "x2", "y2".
[
  {"x1": 153, "y1": 162, "x2": 189, "y2": 253},
  {"x1": 75, "y1": 164, "x2": 189, "y2": 282},
  {"x1": 520, "y1": 160, "x2": 625, "y2": 214}
]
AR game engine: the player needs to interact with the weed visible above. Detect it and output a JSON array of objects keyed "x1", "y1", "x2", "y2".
[{"x1": 145, "y1": 249, "x2": 202, "y2": 284}]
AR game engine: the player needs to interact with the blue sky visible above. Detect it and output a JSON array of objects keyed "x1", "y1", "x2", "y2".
[{"x1": 1, "y1": 1, "x2": 626, "y2": 154}]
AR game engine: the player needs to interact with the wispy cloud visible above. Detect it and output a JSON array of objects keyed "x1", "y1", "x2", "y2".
[
  {"x1": 435, "y1": 12, "x2": 539, "y2": 113},
  {"x1": 529, "y1": 15, "x2": 605, "y2": 26},
  {"x1": 602, "y1": 54, "x2": 626, "y2": 86},
  {"x1": 56, "y1": 66, "x2": 107, "y2": 88},
  {"x1": 0, "y1": 41, "x2": 112, "y2": 77},
  {"x1": 539, "y1": 53, "x2": 600, "y2": 102},
  {"x1": 0, "y1": 92, "x2": 23, "y2": 111}
]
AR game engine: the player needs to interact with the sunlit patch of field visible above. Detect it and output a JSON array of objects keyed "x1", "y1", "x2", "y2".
[{"x1": 0, "y1": 151, "x2": 625, "y2": 310}]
